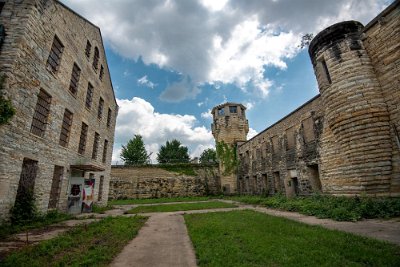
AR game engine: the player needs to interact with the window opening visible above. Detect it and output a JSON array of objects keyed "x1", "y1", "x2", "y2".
[
  {"x1": 31, "y1": 89, "x2": 52, "y2": 137},
  {"x1": 92, "y1": 132, "x2": 100, "y2": 160},
  {"x1": 69, "y1": 63, "x2": 81, "y2": 95},
  {"x1": 46, "y1": 35, "x2": 64, "y2": 73},
  {"x1": 59, "y1": 109, "x2": 73, "y2": 147},
  {"x1": 85, "y1": 83, "x2": 94, "y2": 109},
  {"x1": 78, "y1": 122, "x2": 88, "y2": 154}
]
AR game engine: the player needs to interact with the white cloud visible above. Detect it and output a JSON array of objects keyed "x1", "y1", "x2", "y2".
[
  {"x1": 247, "y1": 127, "x2": 258, "y2": 140},
  {"x1": 62, "y1": 0, "x2": 389, "y2": 100},
  {"x1": 113, "y1": 97, "x2": 214, "y2": 163},
  {"x1": 201, "y1": 109, "x2": 213, "y2": 120},
  {"x1": 137, "y1": 75, "x2": 157, "y2": 89},
  {"x1": 159, "y1": 76, "x2": 201, "y2": 102},
  {"x1": 244, "y1": 101, "x2": 254, "y2": 110}
]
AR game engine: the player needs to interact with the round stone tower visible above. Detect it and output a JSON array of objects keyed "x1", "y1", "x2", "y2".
[
  {"x1": 211, "y1": 103, "x2": 249, "y2": 194},
  {"x1": 309, "y1": 21, "x2": 392, "y2": 195}
]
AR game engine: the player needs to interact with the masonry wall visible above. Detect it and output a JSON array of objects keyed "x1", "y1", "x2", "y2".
[
  {"x1": 109, "y1": 165, "x2": 221, "y2": 199},
  {"x1": 0, "y1": 0, "x2": 117, "y2": 219}
]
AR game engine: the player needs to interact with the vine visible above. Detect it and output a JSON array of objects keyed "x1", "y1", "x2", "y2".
[
  {"x1": 0, "y1": 75, "x2": 15, "y2": 125},
  {"x1": 216, "y1": 141, "x2": 238, "y2": 175}
]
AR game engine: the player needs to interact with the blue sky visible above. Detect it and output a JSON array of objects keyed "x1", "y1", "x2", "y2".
[{"x1": 62, "y1": 0, "x2": 392, "y2": 163}]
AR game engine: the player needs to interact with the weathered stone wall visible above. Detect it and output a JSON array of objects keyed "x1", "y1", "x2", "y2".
[
  {"x1": 237, "y1": 96, "x2": 323, "y2": 197},
  {"x1": 0, "y1": 0, "x2": 117, "y2": 219},
  {"x1": 109, "y1": 165, "x2": 220, "y2": 199}
]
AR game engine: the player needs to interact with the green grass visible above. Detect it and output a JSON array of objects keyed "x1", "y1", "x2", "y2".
[
  {"x1": 229, "y1": 194, "x2": 400, "y2": 221},
  {"x1": 109, "y1": 196, "x2": 216, "y2": 205},
  {"x1": 0, "y1": 210, "x2": 73, "y2": 240},
  {"x1": 92, "y1": 204, "x2": 114, "y2": 214},
  {"x1": 1, "y1": 216, "x2": 147, "y2": 266},
  {"x1": 158, "y1": 163, "x2": 197, "y2": 176},
  {"x1": 185, "y1": 210, "x2": 400, "y2": 267},
  {"x1": 125, "y1": 201, "x2": 237, "y2": 214}
]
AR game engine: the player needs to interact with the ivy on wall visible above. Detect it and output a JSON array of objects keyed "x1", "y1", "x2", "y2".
[
  {"x1": 216, "y1": 141, "x2": 238, "y2": 175},
  {"x1": 0, "y1": 75, "x2": 15, "y2": 125}
]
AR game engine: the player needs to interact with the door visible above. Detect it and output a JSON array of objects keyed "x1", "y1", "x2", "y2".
[{"x1": 67, "y1": 177, "x2": 84, "y2": 214}]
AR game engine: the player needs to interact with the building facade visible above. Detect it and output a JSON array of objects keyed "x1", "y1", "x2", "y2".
[
  {"x1": 0, "y1": 0, "x2": 117, "y2": 219},
  {"x1": 212, "y1": 1, "x2": 400, "y2": 197}
]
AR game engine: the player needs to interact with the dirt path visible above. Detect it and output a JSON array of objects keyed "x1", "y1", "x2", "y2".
[{"x1": 110, "y1": 213, "x2": 197, "y2": 267}]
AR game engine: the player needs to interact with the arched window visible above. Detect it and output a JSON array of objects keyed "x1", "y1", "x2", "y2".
[{"x1": 93, "y1": 47, "x2": 99, "y2": 71}]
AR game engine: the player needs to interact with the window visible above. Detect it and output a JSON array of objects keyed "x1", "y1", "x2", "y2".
[
  {"x1": 229, "y1": 106, "x2": 237, "y2": 113},
  {"x1": 92, "y1": 132, "x2": 100, "y2": 160},
  {"x1": 85, "y1": 83, "x2": 94, "y2": 109},
  {"x1": 48, "y1": 166, "x2": 64, "y2": 209},
  {"x1": 93, "y1": 47, "x2": 99, "y2": 71},
  {"x1": 59, "y1": 109, "x2": 73, "y2": 147},
  {"x1": 102, "y1": 139, "x2": 108, "y2": 163},
  {"x1": 98, "y1": 175, "x2": 104, "y2": 201},
  {"x1": 99, "y1": 65, "x2": 104, "y2": 81},
  {"x1": 16, "y1": 158, "x2": 38, "y2": 204},
  {"x1": 31, "y1": 89, "x2": 52, "y2": 137},
  {"x1": 78, "y1": 122, "x2": 88, "y2": 154},
  {"x1": 46, "y1": 35, "x2": 64, "y2": 73},
  {"x1": 85, "y1": 40, "x2": 91, "y2": 58},
  {"x1": 106, "y1": 108, "x2": 112, "y2": 127},
  {"x1": 320, "y1": 59, "x2": 331, "y2": 84},
  {"x1": 218, "y1": 108, "x2": 224, "y2": 116},
  {"x1": 0, "y1": 2, "x2": 5, "y2": 14},
  {"x1": 303, "y1": 117, "x2": 315, "y2": 143},
  {"x1": 286, "y1": 126, "x2": 295, "y2": 150},
  {"x1": 272, "y1": 136, "x2": 279, "y2": 153},
  {"x1": 98, "y1": 97, "x2": 104, "y2": 119},
  {"x1": 69, "y1": 63, "x2": 81, "y2": 95}
]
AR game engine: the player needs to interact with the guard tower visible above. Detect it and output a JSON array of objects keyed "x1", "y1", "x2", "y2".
[{"x1": 211, "y1": 103, "x2": 249, "y2": 193}]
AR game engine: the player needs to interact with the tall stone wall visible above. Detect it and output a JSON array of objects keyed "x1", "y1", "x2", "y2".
[{"x1": 109, "y1": 165, "x2": 220, "y2": 199}]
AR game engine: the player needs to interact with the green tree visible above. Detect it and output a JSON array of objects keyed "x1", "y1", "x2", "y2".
[
  {"x1": 199, "y1": 148, "x2": 218, "y2": 164},
  {"x1": 157, "y1": 139, "x2": 190, "y2": 163},
  {"x1": 120, "y1": 135, "x2": 150, "y2": 165}
]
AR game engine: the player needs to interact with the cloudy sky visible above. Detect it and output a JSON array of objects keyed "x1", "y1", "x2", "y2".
[{"x1": 62, "y1": 0, "x2": 392, "y2": 164}]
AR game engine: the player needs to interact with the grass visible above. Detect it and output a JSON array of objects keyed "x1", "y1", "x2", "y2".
[
  {"x1": 125, "y1": 201, "x2": 237, "y2": 214},
  {"x1": 229, "y1": 194, "x2": 400, "y2": 221},
  {"x1": 92, "y1": 204, "x2": 114, "y2": 214},
  {"x1": 185, "y1": 210, "x2": 400, "y2": 267},
  {"x1": 158, "y1": 163, "x2": 197, "y2": 176},
  {"x1": 109, "y1": 196, "x2": 217, "y2": 205},
  {"x1": 0, "y1": 210, "x2": 73, "y2": 240},
  {"x1": 1, "y1": 216, "x2": 147, "y2": 266}
]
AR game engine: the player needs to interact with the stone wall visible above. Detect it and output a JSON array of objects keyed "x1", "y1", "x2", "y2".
[
  {"x1": 109, "y1": 165, "x2": 220, "y2": 199},
  {"x1": 0, "y1": 0, "x2": 117, "y2": 219}
]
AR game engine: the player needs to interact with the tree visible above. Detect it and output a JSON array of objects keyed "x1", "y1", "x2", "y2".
[
  {"x1": 299, "y1": 33, "x2": 314, "y2": 49},
  {"x1": 199, "y1": 148, "x2": 218, "y2": 164},
  {"x1": 157, "y1": 139, "x2": 190, "y2": 163},
  {"x1": 120, "y1": 135, "x2": 150, "y2": 165}
]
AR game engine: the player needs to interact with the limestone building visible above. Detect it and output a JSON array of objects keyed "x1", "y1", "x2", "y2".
[
  {"x1": 212, "y1": 1, "x2": 399, "y2": 197},
  {"x1": 0, "y1": 0, "x2": 117, "y2": 218}
]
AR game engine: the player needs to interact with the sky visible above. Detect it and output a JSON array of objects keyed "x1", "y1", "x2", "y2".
[{"x1": 61, "y1": 0, "x2": 393, "y2": 164}]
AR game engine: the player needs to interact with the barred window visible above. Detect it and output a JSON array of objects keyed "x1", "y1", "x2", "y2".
[
  {"x1": 99, "y1": 65, "x2": 104, "y2": 81},
  {"x1": 46, "y1": 35, "x2": 64, "y2": 73},
  {"x1": 92, "y1": 132, "x2": 100, "y2": 160},
  {"x1": 69, "y1": 63, "x2": 81, "y2": 95},
  {"x1": 85, "y1": 83, "x2": 94, "y2": 109},
  {"x1": 48, "y1": 165, "x2": 63, "y2": 209},
  {"x1": 93, "y1": 47, "x2": 99, "y2": 71},
  {"x1": 78, "y1": 122, "x2": 88, "y2": 154},
  {"x1": 102, "y1": 139, "x2": 108, "y2": 163},
  {"x1": 59, "y1": 109, "x2": 73, "y2": 147},
  {"x1": 31, "y1": 89, "x2": 52, "y2": 137},
  {"x1": 106, "y1": 108, "x2": 112, "y2": 127},
  {"x1": 229, "y1": 106, "x2": 237, "y2": 113},
  {"x1": 98, "y1": 97, "x2": 104, "y2": 119},
  {"x1": 85, "y1": 40, "x2": 91, "y2": 58}
]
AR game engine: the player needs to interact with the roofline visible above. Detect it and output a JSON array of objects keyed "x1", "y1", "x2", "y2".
[
  {"x1": 363, "y1": 0, "x2": 400, "y2": 32},
  {"x1": 211, "y1": 102, "x2": 247, "y2": 114},
  {"x1": 239, "y1": 94, "x2": 321, "y2": 147},
  {"x1": 55, "y1": 0, "x2": 118, "y2": 108}
]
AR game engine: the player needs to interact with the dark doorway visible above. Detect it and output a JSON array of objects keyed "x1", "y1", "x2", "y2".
[
  {"x1": 292, "y1": 177, "x2": 300, "y2": 196},
  {"x1": 308, "y1": 164, "x2": 322, "y2": 192},
  {"x1": 48, "y1": 165, "x2": 64, "y2": 209},
  {"x1": 273, "y1": 172, "x2": 280, "y2": 193}
]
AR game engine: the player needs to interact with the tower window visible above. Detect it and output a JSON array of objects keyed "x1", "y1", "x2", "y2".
[
  {"x1": 229, "y1": 106, "x2": 237, "y2": 113},
  {"x1": 31, "y1": 89, "x2": 52, "y2": 137},
  {"x1": 46, "y1": 35, "x2": 64, "y2": 73},
  {"x1": 321, "y1": 59, "x2": 332, "y2": 84},
  {"x1": 218, "y1": 108, "x2": 224, "y2": 116}
]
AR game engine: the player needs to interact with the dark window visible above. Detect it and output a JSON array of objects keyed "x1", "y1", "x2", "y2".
[
  {"x1": 0, "y1": 2, "x2": 5, "y2": 14},
  {"x1": 92, "y1": 132, "x2": 100, "y2": 160},
  {"x1": 16, "y1": 158, "x2": 38, "y2": 205},
  {"x1": 98, "y1": 175, "x2": 104, "y2": 201},
  {"x1": 31, "y1": 89, "x2": 52, "y2": 137},
  {"x1": 286, "y1": 127, "x2": 295, "y2": 150},
  {"x1": 85, "y1": 40, "x2": 91, "y2": 58},
  {"x1": 85, "y1": 83, "x2": 94, "y2": 109},
  {"x1": 218, "y1": 108, "x2": 224, "y2": 116},
  {"x1": 59, "y1": 109, "x2": 73, "y2": 147},
  {"x1": 102, "y1": 139, "x2": 108, "y2": 163},
  {"x1": 48, "y1": 165, "x2": 63, "y2": 209},
  {"x1": 46, "y1": 35, "x2": 64, "y2": 73},
  {"x1": 229, "y1": 106, "x2": 237, "y2": 113},
  {"x1": 69, "y1": 63, "x2": 81, "y2": 95},
  {"x1": 99, "y1": 65, "x2": 104, "y2": 81},
  {"x1": 321, "y1": 59, "x2": 331, "y2": 84},
  {"x1": 93, "y1": 47, "x2": 99, "y2": 71},
  {"x1": 106, "y1": 108, "x2": 112, "y2": 127},
  {"x1": 98, "y1": 97, "x2": 104, "y2": 119},
  {"x1": 78, "y1": 122, "x2": 88, "y2": 154}
]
